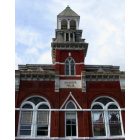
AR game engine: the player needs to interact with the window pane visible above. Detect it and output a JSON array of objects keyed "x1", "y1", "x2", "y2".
[
  {"x1": 108, "y1": 104, "x2": 118, "y2": 109},
  {"x1": 95, "y1": 97, "x2": 113, "y2": 105},
  {"x1": 92, "y1": 104, "x2": 103, "y2": 109},
  {"x1": 109, "y1": 123, "x2": 122, "y2": 136},
  {"x1": 66, "y1": 120, "x2": 71, "y2": 125},
  {"x1": 20, "y1": 130, "x2": 31, "y2": 135},
  {"x1": 92, "y1": 112, "x2": 104, "y2": 123},
  {"x1": 66, "y1": 112, "x2": 77, "y2": 136},
  {"x1": 70, "y1": 60, "x2": 75, "y2": 75},
  {"x1": 109, "y1": 111, "x2": 122, "y2": 136},
  {"x1": 27, "y1": 97, "x2": 45, "y2": 105},
  {"x1": 66, "y1": 112, "x2": 76, "y2": 119},
  {"x1": 71, "y1": 119, "x2": 76, "y2": 124},
  {"x1": 37, "y1": 111, "x2": 49, "y2": 125},
  {"x1": 20, "y1": 111, "x2": 32, "y2": 124},
  {"x1": 37, "y1": 111, "x2": 49, "y2": 136},
  {"x1": 109, "y1": 111, "x2": 120, "y2": 122},
  {"x1": 92, "y1": 112, "x2": 106, "y2": 136},
  {"x1": 65, "y1": 63, "x2": 69, "y2": 75},
  {"x1": 93, "y1": 124, "x2": 106, "y2": 136},
  {"x1": 22, "y1": 104, "x2": 32, "y2": 109},
  {"x1": 38, "y1": 104, "x2": 49, "y2": 109},
  {"x1": 71, "y1": 67, "x2": 74, "y2": 75},
  {"x1": 37, "y1": 126, "x2": 48, "y2": 136},
  {"x1": 20, "y1": 125, "x2": 31, "y2": 129},
  {"x1": 20, "y1": 125, "x2": 31, "y2": 135},
  {"x1": 66, "y1": 102, "x2": 76, "y2": 109},
  {"x1": 72, "y1": 125, "x2": 76, "y2": 136},
  {"x1": 66, "y1": 125, "x2": 71, "y2": 136}
]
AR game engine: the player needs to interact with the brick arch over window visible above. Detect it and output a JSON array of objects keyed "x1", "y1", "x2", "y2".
[
  {"x1": 65, "y1": 57, "x2": 75, "y2": 75},
  {"x1": 91, "y1": 96, "x2": 124, "y2": 138},
  {"x1": 18, "y1": 96, "x2": 51, "y2": 138}
]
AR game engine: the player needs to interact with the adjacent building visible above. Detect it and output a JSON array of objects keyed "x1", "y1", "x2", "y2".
[{"x1": 15, "y1": 6, "x2": 125, "y2": 140}]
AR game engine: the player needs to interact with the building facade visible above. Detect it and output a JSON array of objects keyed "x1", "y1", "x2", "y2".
[{"x1": 15, "y1": 6, "x2": 125, "y2": 140}]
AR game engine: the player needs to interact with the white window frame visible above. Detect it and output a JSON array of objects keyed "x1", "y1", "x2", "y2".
[
  {"x1": 91, "y1": 102, "x2": 106, "y2": 137},
  {"x1": 18, "y1": 101, "x2": 35, "y2": 137},
  {"x1": 91, "y1": 97, "x2": 124, "y2": 139},
  {"x1": 65, "y1": 100, "x2": 78, "y2": 138},
  {"x1": 65, "y1": 57, "x2": 75, "y2": 75},
  {"x1": 18, "y1": 96, "x2": 51, "y2": 138}
]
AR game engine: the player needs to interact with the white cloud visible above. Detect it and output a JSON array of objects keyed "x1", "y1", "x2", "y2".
[
  {"x1": 16, "y1": 0, "x2": 124, "y2": 70},
  {"x1": 37, "y1": 51, "x2": 52, "y2": 64},
  {"x1": 16, "y1": 27, "x2": 49, "y2": 49},
  {"x1": 15, "y1": 53, "x2": 23, "y2": 69}
]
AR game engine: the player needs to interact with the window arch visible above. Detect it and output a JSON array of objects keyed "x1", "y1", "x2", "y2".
[
  {"x1": 18, "y1": 96, "x2": 51, "y2": 137},
  {"x1": 65, "y1": 57, "x2": 75, "y2": 75},
  {"x1": 70, "y1": 20, "x2": 76, "y2": 30},
  {"x1": 91, "y1": 97, "x2": 124, "y2": 137},
  {"x1": 65, "y1": 101, "x2": 77, "y2": 137},
  {"x1": 61, "y1": 19, "x2": 67, "y2": 29}
]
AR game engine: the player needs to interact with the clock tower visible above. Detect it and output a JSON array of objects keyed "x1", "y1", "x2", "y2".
[{"x1": 51, "y1": 6, "x2": 88, "y2": 92}]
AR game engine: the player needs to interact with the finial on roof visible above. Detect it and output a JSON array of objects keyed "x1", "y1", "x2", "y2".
[{"x1": 67, "y1": 5, "x2": 70, "y2": 8}]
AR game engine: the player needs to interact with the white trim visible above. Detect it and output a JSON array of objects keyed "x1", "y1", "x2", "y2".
[
  {"x1": 17, "y1": 101, "x2": 35, "y2": 137},
  {"x1": 55, "y1": 62, "x2": 84, "y2": 65},
  {"x1": 20, "y1": 101, "x2": 35, "y2": 109},
  {"x1": 36, "y1": 102, "x2": 50, "y2": 109},
  {"x1": 91, "y1": 96, "x2": 124, "y2": 138},
  {"x1": 65, "y1": 111, "x2": 78, "y2": 138},
  {"x1": 16, "y1": 108, "x2": 125, "y2": 111},
  {"x1": 91, "y1": 102, "x2": 104, "y2": 109},
  {"x1": 15, "y1": 136, "x2": 125, "y2": 139},
  {"x1": 22, "y1": 95, "x2": 50, "y2": 106},
  {"x1": 59, "y1": 75, "x2": 81, "y2": 77},
  {"x1": 17, "y1": 96, "x2": 51, "y2": 138},
  {"x1": 93, "y1": 96, "x2": 120, "y2": 107},
  {"x1": 54, "y1": 48, "x2": 85, "y2": 50},
  {"x1": 65, "y1": 57, "x2": 75, "y2": 75},
  {"x1": 65, "y1": 100, "x2": 77, "y2": 109},
  {"x1": 60, "y1": 92, "x2": 82, "y2": 109},
  {"x1": 91, "y1": 110, "x2": 106, "y2": 137},
  {"x1": 106, "y1": 102, "x2": 119, "y2": 109}
]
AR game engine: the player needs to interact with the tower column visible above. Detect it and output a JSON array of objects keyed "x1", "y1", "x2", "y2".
[
  {"x1": 58, "y1": 19, "x2": 61, "y2": 29},
  {"x1": 68, "y1": 20, "x2": 70, "y2": 29},
  {"x1": 64, "y1": 33, "x2": 66, "y2": 41},
  {"x1": 76, "y1": 20, "x2": 79, "y2": 29},
  {"x1": 73, "y1": 33, "x2": 75, "y2": 42}
]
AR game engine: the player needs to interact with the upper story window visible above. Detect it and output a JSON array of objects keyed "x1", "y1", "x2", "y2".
[
  {"x1": 18, "y1": 96, "x2": 50, "y2": 138},
  {"x1": 91, "y1": 97, "x2": 124, "y2": 138},
  {"x1": 70, "y1": 20, "x2": 76, "y2": 30},
  {"x1": 65, "y1": 101, "x2": 77, "y2": 137},
  {"x1": 65, "y1": 57, "x2": 75, "y2": 75},
  {"x1": 61, "y1": 19, "x2": 67, "y2": 29}
]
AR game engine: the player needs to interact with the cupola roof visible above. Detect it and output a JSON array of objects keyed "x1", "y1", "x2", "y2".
[{"x1": 57, "y1": 5, "x2": 79, "y2": 17}]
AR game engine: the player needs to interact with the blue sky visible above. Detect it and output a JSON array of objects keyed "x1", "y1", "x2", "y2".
[{"x1": 16, "y1": 0, "x2": 124, "y2": 70}]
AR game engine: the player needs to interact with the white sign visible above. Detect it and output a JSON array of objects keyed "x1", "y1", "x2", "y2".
[{"x1": 60, "y1": 80, "x2": 81, "y2": 88}]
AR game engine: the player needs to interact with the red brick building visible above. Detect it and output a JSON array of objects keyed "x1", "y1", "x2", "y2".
[{"x1": 15, "y1": 6, "x2": 125, "y2": 140}]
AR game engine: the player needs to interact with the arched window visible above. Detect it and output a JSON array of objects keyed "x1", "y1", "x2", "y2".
[
  {"x1": 91, "y1": 97, "x2": 124, "y2": 137},
  {"x1": 65, "y1": 101, "x2": 77, "y2": 137},
  {"x1": 70, "y1": 20, "x2": 76, "y2": 30},
  {"x1": 18, "y1": 96, "x2": 50, "y2": 137},
  {"x1": 61, "y1": 19, "x2": 67, "y2": 29},
  {"x1": 65, "y1": 57, "x2": 75, "y2": 75},
  {"x1": 19, "y1": 102, "x2": 33, "y2": 136}
]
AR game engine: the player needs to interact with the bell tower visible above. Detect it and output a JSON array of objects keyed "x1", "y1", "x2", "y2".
[{"x1": 51, "y1": 6, "x2": 88, "y2": 92}]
